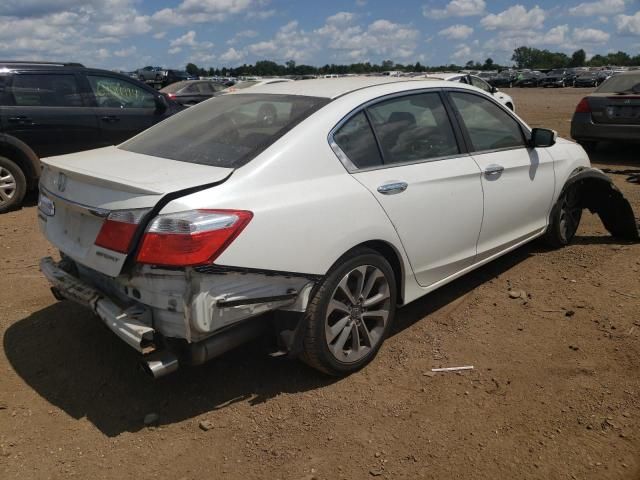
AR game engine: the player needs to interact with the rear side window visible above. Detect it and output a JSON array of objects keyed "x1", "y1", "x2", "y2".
[
  {"x1": 120, "y1": 93, "x2": 329, "y2": 168},
  {"x1": 333, "y1": 112, "x2": 383, "y2": 169},
  {"x1": 88, "y1": 75, "x2": 156, "y2": 109},
  {"x1": 367, "y1": 92, "x2": 460, "y2": 164},
  {"x1": 450, "y1": 92, "x2": 525, "y2": 152},
  {"x1": 9, "y1": 74, "x2": 82, "y2": 107}
]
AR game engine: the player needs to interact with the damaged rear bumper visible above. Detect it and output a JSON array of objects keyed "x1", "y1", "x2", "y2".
[{"x1": 40, "y1": 257, "x2": 156, "y2": 353}]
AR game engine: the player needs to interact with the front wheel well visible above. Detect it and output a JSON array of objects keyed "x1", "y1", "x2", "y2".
[
  {"x1": 0, "y1": 142, "x2": 39, "y2": 190},
  {"x1": 559, "y1": 168, "x2": 639, "y2": 241}
]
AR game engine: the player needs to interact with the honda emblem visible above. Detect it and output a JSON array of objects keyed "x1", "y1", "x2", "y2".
[{"x1": 56, "y1": 172, "x2": 67, "y2": 192}]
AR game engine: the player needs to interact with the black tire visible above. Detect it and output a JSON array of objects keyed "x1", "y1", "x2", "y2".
[
  {"x1": 544, "y1": 187, "x2": 583, "y2": 248},
  {"x1": 0, "y1": 156, "x2": 27, "y2": 214},
  {"x1": 302, "y1": 248, "x2": 397, "y2": 376}
]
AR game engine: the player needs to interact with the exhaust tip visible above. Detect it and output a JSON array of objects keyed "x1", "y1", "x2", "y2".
[{"x1": 140, "y1": 351, "x2": 179, "y2": 379}]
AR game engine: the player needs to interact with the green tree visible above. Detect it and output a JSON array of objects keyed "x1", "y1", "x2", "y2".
[
  {"x1": 185, "y1": 63, "x2": 200, "y2": 75},
  {"x1": 569, "y1": 49, "x2": 586, "y2": 67}
]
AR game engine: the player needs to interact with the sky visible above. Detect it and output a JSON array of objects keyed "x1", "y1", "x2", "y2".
[{"x1": 0, "y1": 0, "x2": 639, "y2": 71}]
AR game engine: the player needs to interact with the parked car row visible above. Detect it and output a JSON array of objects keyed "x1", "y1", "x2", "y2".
[{"x1": 481, "y1": 68, "x2": 616, "y2": 88}]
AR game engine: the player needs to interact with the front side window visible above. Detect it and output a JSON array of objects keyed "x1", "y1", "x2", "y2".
[
  {"x1": 366, "y1": 92, "x2": 459, "y2": 164},
  {"x1": 470, "y1": 76, "x2": 492, "y2": 93},
  {"x1": 450, "y1": 92, "x2": 525, "y2": 152},
  {"x1": 9, "y1": 74, "x2": 82, "y2": 107},
  {"x1": 120, "y1": 93, "x2": 329, "y2": 168},
  {"x1": 88, "y1": 75, "x2": 156, "y2": 109},
  {"x1": 333, "y1": 112, "x2": 383, "y2": 169}
]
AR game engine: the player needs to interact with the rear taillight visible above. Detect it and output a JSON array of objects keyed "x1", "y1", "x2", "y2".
[
  {"x1": 166, "y1": 93, "x2": 176, "y2": 99},
  {"x1": 575, "y1": 97, "x2": 591, "y2": 113},
  {"x1": 95, "y1": 209, "x2": 149, "y2": 253},
  {"x1": 136, "y1": 209, "x2": 252, "y2": 267}
]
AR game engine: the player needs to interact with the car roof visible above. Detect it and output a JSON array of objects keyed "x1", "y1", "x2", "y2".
[{"x1": 235, "y1": 76, "x2": 443, "y2": 99}]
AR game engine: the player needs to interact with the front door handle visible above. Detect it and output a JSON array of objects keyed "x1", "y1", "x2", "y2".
[
  {"x1": 483, "y1": 164, "x2": 505, "y2": 176},
  {"x1": 101, "y1": 115, "x2": 121, "y2": 123},
  {"x1": 377, "y1": 182, "x2": 408, "y2": 195}
]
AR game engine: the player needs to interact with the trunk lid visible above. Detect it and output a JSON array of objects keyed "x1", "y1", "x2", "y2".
[
  {"x1": 588, "y1": 93, "x2": 640, "y2": 125},
  {"x1": 38, "y1": 146, "x2": 233, "y2": 277}
]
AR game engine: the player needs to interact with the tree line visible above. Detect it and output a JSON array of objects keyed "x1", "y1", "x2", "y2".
[{"x1": 185, "y1": 47, "x2": 640, "y2": 78}]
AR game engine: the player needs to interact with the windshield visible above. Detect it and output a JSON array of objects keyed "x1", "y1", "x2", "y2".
[
  {"x1": 120, "y1": 93, "x2": 329, "y2": 168},
  {"x1": 595, "y1": 73, "x2": 640, "y2": 93},
  {"x1": 548, "y1": 69, "x2": 565, "y2": 76}
]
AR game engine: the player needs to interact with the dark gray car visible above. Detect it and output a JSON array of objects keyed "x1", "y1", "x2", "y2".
[
  {"x1": 571, "y1": 71, "x2": 640, "y2": 150},
  {"x1": 160, "y1": 80, "x2": 227, "y2": 106}
]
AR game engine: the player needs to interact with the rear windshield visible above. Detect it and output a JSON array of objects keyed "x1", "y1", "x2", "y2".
[
  {"x1": 120, "y1": 93, "x2": 329, "y2": 168},
  {"x1": 161, "y1": 81, "x2": 188, "y2": 93},
  {"x1": 595, "y1": 74, "x2": 640, "y2": 93}
]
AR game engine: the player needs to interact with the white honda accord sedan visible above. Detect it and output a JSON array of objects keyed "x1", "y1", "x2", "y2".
[{"x1": 38, "y1": 77, "x2": 637, "y2": 378}]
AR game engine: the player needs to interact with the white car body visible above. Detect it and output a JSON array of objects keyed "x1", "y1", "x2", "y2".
[
  {"x1": 427, "y1": 73, "x2": 515, "y2": 110},
  {"x1": 37, "y1": 77, "x2": 634, "y2": 377}
]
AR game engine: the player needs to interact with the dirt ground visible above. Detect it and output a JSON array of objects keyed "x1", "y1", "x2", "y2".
[{"x1": 1, "y1": 87, "x2": 639, "y2": 480}]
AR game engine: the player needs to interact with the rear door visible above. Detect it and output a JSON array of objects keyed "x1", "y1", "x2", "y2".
[
  {"x1": 447, "y1": 90, "x2": 555, "y2": 260},
  {"x1": 335, "y1": 91, "x2": 484, "y2": 287},
  {"x1": 1, "y1": 71, "x2": 101, "y2": 157},
  {"x1": 85, "y1": 74, "x2": 164, "y2": 146}
]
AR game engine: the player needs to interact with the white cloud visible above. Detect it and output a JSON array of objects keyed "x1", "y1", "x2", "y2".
[
  {"x1": 114, "y1": 46, "x2": 136, "y2": 57},
  {"x1": 481, "y1": 5, "x2": 546, "y2": 31},
  {"x1": 219, "y1": 47, "x2": 246, "y2": 63},
  {"x1": 168, "y1": 30, "x2": 214, "y2": 58},
  {"x1": 154, "y1": 0, "x2": 269, "y2": 25},
  {"x1": 616, "y1": 11, "x2": 640, "y2": 35},
  {"x1": 572, "y1": 27, "x2": 610, "y2": 43},
  {"x1": 569, "y1": 0, "x2": 626, "y2": 16},
  {"x1": 452, "y1": 43, "x2": 472, "y2": 60},
  {"x1": 438, "y1": 24, "x2": 474, "y2": 40},
  {"x1": 424, "y1": 0, "x2": 486, "y2": 20}
]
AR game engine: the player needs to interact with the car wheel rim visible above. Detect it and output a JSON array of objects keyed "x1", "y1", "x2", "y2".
[
  {"x1": 325, "y1": 265, "x2": 391, "y2": 364},
  {"x1": 559, "y1": 190, "x2": 581, "y2": 242},
  {"x1": 0, "y1": 167, "x2": 16, "y2": 206}
]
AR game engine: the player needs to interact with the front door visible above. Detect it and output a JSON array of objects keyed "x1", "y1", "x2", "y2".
[
  {"x1": 447, "y1": 90, "x2": 555, "y2": 260},
  {"x1": 332, "y1": 91, "x2": 484, "y2": 287}
]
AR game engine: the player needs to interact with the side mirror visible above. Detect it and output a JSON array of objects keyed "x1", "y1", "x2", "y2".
[
  {"x1": 491, "y1": 86, "x2": 498, "y2": 93},
  {"x1": 530, "y1": 128, "x2": 557, "y2": 148},
  {"x1": 155, "y1": 94, "x2": 169, "y2": 112}
]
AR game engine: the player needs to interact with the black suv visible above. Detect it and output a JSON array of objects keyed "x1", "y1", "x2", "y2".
[{"x1": 0, "y1": 61, "x2": 180, "y2": 213}]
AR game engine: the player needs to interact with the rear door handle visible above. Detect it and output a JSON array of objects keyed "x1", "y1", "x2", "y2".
[
  {"x1": 377, "y1": 182, "x2": 408, "y2": 195},
  {"x1": 101, "y1": 115, "x2": 121, "y2": 123},
  {"x1": 483, "y1": 164, "x2": 504, "y2": 176},
  {"x1": 8, "y1": 115, "x2": 33, "y2": 125}
]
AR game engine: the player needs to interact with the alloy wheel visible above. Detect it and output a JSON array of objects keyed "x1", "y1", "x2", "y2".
[
  {"x1": 325, "y1": 265, "x2": 391, "y2": 363},
  {"x1": 0, "y1": 167, "x2": 16, "y2": 207},
  {"x1": 559, "y1": 189, "x2": 582, "y2": 242}
]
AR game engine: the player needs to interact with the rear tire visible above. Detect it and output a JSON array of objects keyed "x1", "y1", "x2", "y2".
[
  {"x1": 0, "y1": 156, "x2": 27, "y2": 214},
  {"x1": 302, "y1": 248, "x2": 397, "y2": 376},
  {"x1": 544, "y1": 187, "x2": 582, "y2": 248}
]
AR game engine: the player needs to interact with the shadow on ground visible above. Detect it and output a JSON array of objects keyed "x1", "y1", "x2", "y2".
[
  {"x1": 1, "y1": 236, "x2": 628, "y2": 437},
  {"x1": 588, "y1": 142, "x2": 639, "y2": 169}
]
